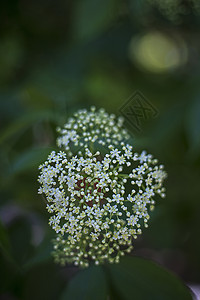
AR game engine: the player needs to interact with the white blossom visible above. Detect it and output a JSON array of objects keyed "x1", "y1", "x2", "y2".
[{"x1": 38, "y1": 107, "x2": 167, "y2": 268}]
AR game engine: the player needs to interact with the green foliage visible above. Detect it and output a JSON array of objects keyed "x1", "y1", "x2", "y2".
[
  {"x1": 108, "y1": 256, "x2": 192, "y2": 300},
  {"x1": 61, "y1": 266, "x2": 107, "y2": 300},
  {"x1": 10, "y1": 147, "x2": 54, "y2": 175},
  {"x1": 73, "y1": 0, "x2": 116, "y2": 40},
  {"x1": 186, "y1": 96, "x2": 200, "y2": 157},
  {"x1": 0, "y1": 36, "x2": 24, "y2": 83},
  {"x1": 0, "y1": 221, "x2": 13, "y2": 264},
  {"x1": 60, "y1": 257, "x2": 192, "y2": 300}
]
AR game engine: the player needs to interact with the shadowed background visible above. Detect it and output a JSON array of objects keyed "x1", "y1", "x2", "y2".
[{"x1": 0, "y1": 0, "x2": 200, "y2": 299}]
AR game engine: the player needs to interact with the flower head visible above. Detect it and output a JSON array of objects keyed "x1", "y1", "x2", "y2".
[{"x1": 38, "y1": 111, "x2": 167, "y2": 268}]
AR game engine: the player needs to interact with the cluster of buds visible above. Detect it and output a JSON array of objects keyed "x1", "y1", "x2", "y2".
[
  {"x1": 38, "y1": 107, "x2": 167, "y2": 267},
  {"x1": 56, "y1": 107, "x2": 129, "y2": 156}
]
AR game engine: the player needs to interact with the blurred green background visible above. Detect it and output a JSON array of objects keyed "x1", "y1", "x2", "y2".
[{"x1": 0, "y1": 0, "x2": 200, "y2": 299}]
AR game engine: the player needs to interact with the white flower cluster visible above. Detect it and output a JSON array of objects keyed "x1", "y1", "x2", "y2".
[
  {"x1": 56, "y1": 106, "x2": 129, "y2": 156},
  {"x1": 38, "y1": 107, "x2": 167, "y2": 268}
]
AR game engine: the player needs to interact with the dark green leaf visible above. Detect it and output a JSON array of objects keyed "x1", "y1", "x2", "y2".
[
  {"x1": 61, "y1": 265, "x2": 107, "y2": 300},
  {"x1": 0, "y1": 222, "x2": 19, "y2": 270},
  {"x1": 0, "y1": 111, "x2": 57, "y2": 145},
  {"x1": 8, "y1": 216, "x2": 34, "y2": 265},
  {"x1": 9, "y1": 147, "x2": 55, "y2": 175},
  {"x1": 108, "y1": 256, "x2": 192, "y2": 300},
  {"x1": 24, "y1": 230, "x2": 54, "y2": 270}
]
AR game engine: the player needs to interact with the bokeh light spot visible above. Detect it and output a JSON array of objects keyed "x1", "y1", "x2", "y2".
[{"x1": 129, "y1": 31, "x2": 188, "y2": 73}]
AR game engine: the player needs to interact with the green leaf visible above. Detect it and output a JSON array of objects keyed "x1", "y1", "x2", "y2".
[
  {"x1": 61, "y1": 265, "x2": 107, "y2": 300},
  {"x1": 0, "y1": 221, "x2": 19, "y2": 269},
  {"x1": 9, "y1": 147, "x2": 55, "y2": 175},
  {"x1": 108, "y1": 256, "x2": 192, "y2": 300},
  {"x1": 24, "y1": 230, "x2": 54, "y2": 270},
  {"x1": 8, "y1": 216, "x2": 34, "y2": 265},
  {"x1": 0, "y1": 110, "x2": 57, "y2": 145}
]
